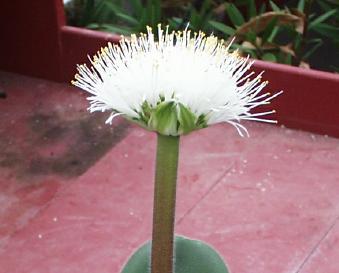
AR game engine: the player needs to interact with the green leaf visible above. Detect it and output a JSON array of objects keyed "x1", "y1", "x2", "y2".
[
  {"x1": 130, "y1": 0, "x2": 143, "y2": 16},
  {"x1": 208, "y1": 20, "x2": 235, "y2": 36},
  {"x1": 232, "y1": 43, "x2": 258, "y2": 58},
  {"x1": 190, "y1": 9, "x2": 198, "y2": 28},
  {"x1": 121, "y1": 236, "x2": 229, "y2": 273},
  {"x1": 200, "y1": 0, "x2": 212, "y2": 16},
  {"x1": 100, "y1": 24, "x2": 132, "y2": 35},
  {"x1": 92, "y1": 0, "x2": 113, "y2": 22},
  {"x1": 262, "y1": 17, "x2": 278, "y2": 44},
  {"x1": 101, "y1": 1, "x2": 123, "y2": 14},
  {"x1": 277, "y1": 51, "x2": 292, "y2": 65},
  {"x1": 194, "y1": 0, "x2": 213, "y2": 30},
  {"x1": 262, "y1": 52, "x2": 277, "y2": 62},
  {"x1": 168, "y1": 17, "x2": 183, "y2": 29},
  {"x1": 86, "y1": 23, "x2": 100, "y2": 29},
  {"x1": 227, "y1": 4, "x2": 245, "y2": 26},
  {"x1": 309, "y1": 9, "x2": 337, "y2": 29},
  {"x1": 317, "y1": 0, "x2": 332, "y2": 12},
  {"x1": 269, "y1": 1, "x2": 280, "y2": 12},
  {"x1": 268, "y1": 26, "x2": 279, "y2": 42},
  {"x1": 144, "y1": 0, "x2": 161, "y2": 29},
  {"x1": 145, "y1": 0, "x2": 152, "y2": 26},
  {"x1": 297, "y1": 0, "x2": 305, "y2": 12},
  {"x1": 80, "y1": 0, "x2": 96, "y2": 26},
  {"x1": 293, "y1": 34, "x2": 302, "y2": 51},
  {"x1": 286, "y1": 53, "x2": 292, "y2": 65},
  {"x1": 258, "y1": 3, "x2": 267, "y2": 15},
  {"x1": 233, "y1": 0, "x2": 248, "y2": 5},
  {"x1": 245, "y1": 30, "x2": 257, "y2": 44},
  {"x1": 153, "y1": 0, "x2": 161, "y2": 27},
  {"x1": 312, "y1": 23, "x2": 339, "y2": 39},
  {"x1": 303, "y1": 39, "x2": 323, "y2": 60},
  {"x1": 115, "y1": 12, "x2": 139, "y2": 26},
  {"x1": 138, "y1": 9, "x2": 147, "y2": 30},
  {"x1": 248, "y1": 0, "x2": 257, "y2": 19}
]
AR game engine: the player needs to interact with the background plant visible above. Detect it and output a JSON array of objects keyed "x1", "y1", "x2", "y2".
[{"x1": 64, "y1": 0, "x2": 339, "y2": 72}]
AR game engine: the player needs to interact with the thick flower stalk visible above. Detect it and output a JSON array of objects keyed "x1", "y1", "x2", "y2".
[{"x1": 72, "y1": 25, "x2": 281, "y2": 137}]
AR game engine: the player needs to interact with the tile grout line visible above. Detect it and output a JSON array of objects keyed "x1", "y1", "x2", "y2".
[
  {"x1": 176, "y1": 162, "x2": 235, "y2": 226},
  {"x1": 293, "y1": 214, "x2": 339, "y2": 273}
]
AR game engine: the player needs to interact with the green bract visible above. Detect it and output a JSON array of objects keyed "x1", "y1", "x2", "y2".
[{"x1": 132, "y1": 100, "x2": 208, "y2": 136}]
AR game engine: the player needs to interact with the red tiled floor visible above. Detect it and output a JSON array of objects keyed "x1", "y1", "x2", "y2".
[
  {"x1": 298, "y1": 218, "x2": 339, "y2": 273},
  {"x1": 177, "y1": 126, "x2": 339, "y2": 273},
  {"x1": 0, "y1": 71, "x2": 339, "y2": 273}
]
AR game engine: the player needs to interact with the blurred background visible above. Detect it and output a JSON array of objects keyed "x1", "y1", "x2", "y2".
[{"x1": 63, "y1": 0, "x2": 339, "y2": 73}]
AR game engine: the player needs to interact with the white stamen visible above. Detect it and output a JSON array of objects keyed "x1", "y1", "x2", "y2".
[{"x1": 72, "y1": 25, "x2": 282, "y2": 136}]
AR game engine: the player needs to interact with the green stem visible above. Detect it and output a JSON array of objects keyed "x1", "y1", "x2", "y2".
[{"x1": 151, "y1": 134, "x2": 180, "y2": 273}]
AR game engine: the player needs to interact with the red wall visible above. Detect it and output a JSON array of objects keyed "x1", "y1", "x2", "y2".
[{"x1": 0, "y1": 0, "x2": 66, "y2": 81}]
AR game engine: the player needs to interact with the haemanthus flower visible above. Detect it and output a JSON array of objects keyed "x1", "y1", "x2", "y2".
[{"x1": 72, "y1": 24, "x2": 282, "y2": 136}]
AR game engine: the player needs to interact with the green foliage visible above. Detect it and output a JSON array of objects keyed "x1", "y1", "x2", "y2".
[
  {"x1": 65, "y1": 0, "x2": 163, "y2": 33},
  {"x1": 121, "y1": 236, "x2": 229, "y2": 273},
  {"x1": 208, "y1": 20, "x2": 235, "y2": 36},
  {"x1": 64, "y1": 0, "x2": 339, "y2": 72},
  {"x1": 226, "y1": 4, "x2": 245, "y2": 26},
  {"x1": 168, "y1": 0, "x2": 215, "y2": 32},
  {"x1": 309, "y1": 9, "x2": 337, "y2": 30}
]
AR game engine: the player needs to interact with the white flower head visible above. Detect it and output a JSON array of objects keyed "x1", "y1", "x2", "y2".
[{"x1": 72, "y1": 24, "x2": 282, "y2": 136}]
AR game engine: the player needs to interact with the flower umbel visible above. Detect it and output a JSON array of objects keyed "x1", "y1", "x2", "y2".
[{"x1": 72, "y1": 25, "x2": 282, "y2": 136}]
